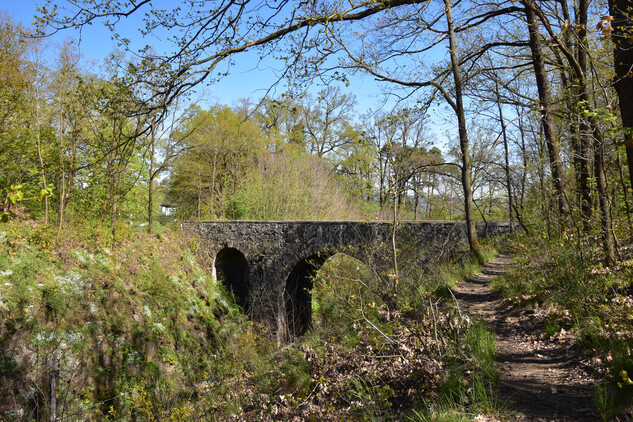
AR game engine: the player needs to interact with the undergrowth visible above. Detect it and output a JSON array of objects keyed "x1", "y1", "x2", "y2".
[
  {"x1": 491, "y1": 230, "x2": 633, "y2": 420},
  {"x1": 0, "y1": 218, "x2": 507, "y2": 421}
]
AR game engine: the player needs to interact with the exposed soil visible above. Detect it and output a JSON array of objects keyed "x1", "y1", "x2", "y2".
[{"x1": 454, "y1": 252, "x2": 600, "y2": 421}]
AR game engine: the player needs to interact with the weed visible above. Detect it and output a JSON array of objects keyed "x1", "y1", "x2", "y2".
[
  {"x1": 544, "y1": 321, "x2": 561, "y2": 337},
  {"x1": 346, "y1": 376, "x2": 395, "y2": 421},
  {"x1": 595, "y1": 381, "x2": 617, "y2": 422},
  {"x1": 464, "y1": 321, "x2": 499, "y2": 382},
  {"x1": 408, "y1": 406, "x2": 472, "y2": 422},
  {"x1": 594, "y1": 354, "x2": 633, "y2": 420},
  {"x1": 411, "y1": 375, "x2": 502, "y2": 421},
  {"x1": 470, "y1": 375, "x2": 501, "y2": 415}
]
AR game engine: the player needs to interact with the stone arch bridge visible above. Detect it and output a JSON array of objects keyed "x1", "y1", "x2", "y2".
[{"x1": 182, "y1": 220, "x2": 510, "y2": 342}]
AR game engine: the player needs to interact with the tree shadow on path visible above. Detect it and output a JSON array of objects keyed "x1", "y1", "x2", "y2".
[{"x1": 454, "y1": 252, "x2": 599, "y2": 422}]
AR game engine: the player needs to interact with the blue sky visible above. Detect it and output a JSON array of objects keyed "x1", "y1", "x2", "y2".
[
  {"x1": 3, "y1": 1, "x2": 387, "y2": 114},
  {"x1": 3, "y1": 1, "x2": 456, "y2": 156}
]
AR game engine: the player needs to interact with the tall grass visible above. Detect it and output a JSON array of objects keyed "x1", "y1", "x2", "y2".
[{"x1": 464, "y1": 320, "x2": 499, "y2": 382}]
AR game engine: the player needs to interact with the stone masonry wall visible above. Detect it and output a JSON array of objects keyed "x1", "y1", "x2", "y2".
[{"x1": 182, "y1": 220, "x2": 511, "y2": 341}]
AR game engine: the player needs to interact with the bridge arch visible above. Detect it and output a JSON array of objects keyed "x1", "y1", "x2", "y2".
[
  {"x1": 215, "y1": 247, "x2": 249, "y2": 310},
  {"x1": 284, "y1": 252, "x2": 332, "y2": 338}
]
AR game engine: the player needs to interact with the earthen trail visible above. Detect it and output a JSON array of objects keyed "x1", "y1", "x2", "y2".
[{"x1": 454, "y1": 252, "x2": 598, "y2": 421}]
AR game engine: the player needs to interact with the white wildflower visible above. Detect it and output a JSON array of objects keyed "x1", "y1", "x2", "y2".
[
  {"x1": 62, "y1": 330, "x2": 82, "y2": 348},
  {"x1": 114, "y1": 336, "x2": 125, "y2": 348},
  {"x1": 34, "y1": 331, "x2": 56, "y2": 346},
  {"x1": 54, "y1": 271, "x2": 85, "y2": 296},
  {"x1": 96, "y1": 255, "x2": 110, "y2": 265},
  {"x1": 5, "y1": 409, "x2": 25, "y2": 418},
  {"x1": 186, "y1": 254, "x2": 195, "y2": 266},
  {"x1": 126, "y1": 351, "x2": 142, "y2": 364},
  {"x1": 71, "y1": 250, "x2": 95, "y2": 264}
]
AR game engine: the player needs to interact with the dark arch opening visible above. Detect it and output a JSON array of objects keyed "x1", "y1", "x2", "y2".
[
  {"x1": 215, "y1": 248, "x2": 249, "y2": 310},
  {"x1": 285, "y1": 253, "x2": 330, "y2": 338}
]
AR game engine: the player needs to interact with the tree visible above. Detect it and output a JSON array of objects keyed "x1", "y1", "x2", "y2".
[
  {"x1": 255, "y1": 95, "x2": 306, "y2": 148},
  {"x1": 168, "y1": 105, "x2": 264, "y2": 219},
  {"x1": 333, "y1": 127, "x2": 375, "y2": 201},
  {"x1": 38, "y1": 0, "x2": 435, "y2": 113},
  {"x1": 0, "y1": 15, "x2": 36, "y2": 215},
  {"x1": 300, "y1": 86, "x2": 358, "y2": 158},
  {"x1": 609, "y1": 0, "x2": 633, "y2": 192},
  {"x1": 443, "y1": 0, "x2": 483, "y2": 261},
  {"x1": 145, "y1": 99, "x2": 191, "y2": 233},
  {"x1": 527, "y1": 0, "x2": 615, "y2": 262},
  {"x1": 37, "y1": 0, "x2": 630, "y2": 262},
  {"x1": 79, "y1": 73, "x2": 148, "y2": 236},
  {"x1": 522, "y1": 0, "x2": 570, "y2": 217},
  {"x1": 49, "y1": 40, "x2": 88, "y2": 238}
]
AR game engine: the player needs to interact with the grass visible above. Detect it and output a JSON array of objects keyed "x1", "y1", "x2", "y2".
[
  {"x1": 464, "y1": 320, "x2": 499, "y2": 382},
  {"x1": 594, "y1": 381, "x2": 618, "y2": 422},
  {"x1": 431, "y1": 319, "x2": 501, "y2": 418},
  {"x1": 410, "y1": 375, "x2": 502, "y2": 422}
]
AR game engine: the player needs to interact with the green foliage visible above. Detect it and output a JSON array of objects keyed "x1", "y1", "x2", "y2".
[
  {"x1": 412, "y1": 373, "x2": 501, "y2": 422},
  {"x1": 310, "y1": 253, "x2": 384, "y2": 345},
  {"x1": 0, "y1": 217, "x2": 513, "y2": 420},
  {"x1": 1, "y1": 182, "x2": 54, "y2": 221},
  {"x1": 0, "y1": 219, "x2": 259, "y2": 420},
  {"x1": 167, "y1": 105, "x2": 265, "y2": 220},
  {"x1": 594, "y1": 380, "x2": 618, "y2": 422},
  {"x1": 233, "y1": 146, "x2": 367, "y2": 220},
  {"x1": 225, "y1": 193, "x2": 249, "y2": 220},
  {"x1": 253, "y1": 346, "x2": 312, "y2": 398},
  {"x1": 491, "y1": 237, "x2": 596, "y2": 313}
]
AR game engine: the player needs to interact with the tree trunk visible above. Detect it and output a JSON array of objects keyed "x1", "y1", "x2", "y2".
[
  {"x1": 148, "y1": 123, "x2": 155, "y2": 234},
  {"x1": 574, "y1": 0, "x2": 593, "y2": 226},
  {"x1": 561, "y1": 0, "x2": 615, "y2": 263},
  {"x1": 610, "y1": 0, "x2": 633, "y2": 198},
  {"x1": 48, "y1": 353, "x2": 57, "y2": 422},
  {"x1": 445, "y1": 0, "x2": 482, "y2": 262},
  {"x1": 592, "y1": 125, "x2": 615, "y2": 264},
  {"x1": 516, "y1": 110, "x2": 528, "y2": 210},
  {"x1": 196, "y1": 164, "x2": 202, "y2": 220},
  {"x1": 523, "y1": 0, "x2": 570, "y2": 216},
  {"x1": 57, "y1": 111, "x2": 65, "y2": 241},
  {"x1": 413, "y1": 174, "x2": 419, "y2": 220},
  {"x1": 572, "y1": 120, "x2": 593, "y2": 227},
  {"x1": 35, "y1": 98, "x2": 49, "y2": 225},
  {"x1": 617, "y1": 149, "x2": 633, "y2": 235},
  {"x1": 111, "y1": 180, "x2": 118, "y2": 239},
  {"x1": 494, "y1": 79, "x2": 514, "y2": 232}
]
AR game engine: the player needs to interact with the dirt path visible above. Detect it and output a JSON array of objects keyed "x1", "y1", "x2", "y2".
[{"x1": 454, "y1": 252, "x2": 599, "y2": 421}]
